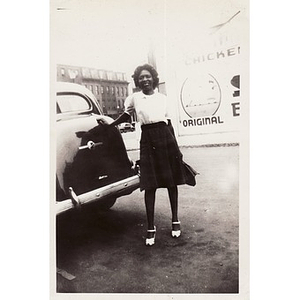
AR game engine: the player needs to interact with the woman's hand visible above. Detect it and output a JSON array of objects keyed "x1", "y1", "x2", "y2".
[
  {"x1": 97, "y1": 118, "x2": 110, "y2": 125},
  {"x1": 96, "y1": 118, "x2": 113, "y2": 132},
  {"x1": 97, "y1": 112, "x2": 130, "y2": 128}
]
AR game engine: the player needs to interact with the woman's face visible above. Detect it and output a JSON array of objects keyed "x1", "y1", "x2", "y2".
[{"x1": 138, "y1": 70, "x2": 154, "y2": 94}]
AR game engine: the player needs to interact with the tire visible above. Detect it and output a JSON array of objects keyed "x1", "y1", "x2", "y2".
[
  {"x1": 75, "y1": 197, "x2": 117, "y2": 220},
  {"x1": 97, "y1": 197, "x2": 117, "y2": 211}
]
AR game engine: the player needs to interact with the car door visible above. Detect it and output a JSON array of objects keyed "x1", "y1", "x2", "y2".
[{"x1": 56, "y1": 92, "x2": 133, "y2": 201}]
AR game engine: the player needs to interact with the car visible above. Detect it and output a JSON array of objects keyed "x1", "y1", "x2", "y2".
[
  {"x1": 118, "y1": 122, "x2": 135, "y2": 133},
  {"x1": 55, "y1": 82, "x2": 140, "y2": 215}
]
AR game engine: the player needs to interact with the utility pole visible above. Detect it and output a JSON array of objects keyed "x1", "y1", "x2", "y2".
[{"x1": 147, "y1": 40, "x2": 157, "y2": 69}]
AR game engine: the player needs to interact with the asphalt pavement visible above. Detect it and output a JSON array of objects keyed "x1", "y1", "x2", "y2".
[{"x1": 56, "y1": 144, "x2": 239, "y2": 294}]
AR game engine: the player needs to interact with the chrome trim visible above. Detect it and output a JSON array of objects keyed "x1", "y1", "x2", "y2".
[
  {"x1": 78, "y1": 140, "x2": 103, "y2": 150},
  {"x1": 55, "y1": 175, "x2": 140, "y2": 215},
  {"x1": 69, "y1": 187, "x2": 81, "y2": 207}
]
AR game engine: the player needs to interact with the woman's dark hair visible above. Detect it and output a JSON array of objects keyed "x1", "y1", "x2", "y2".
[{"x1": 132, "y1": 64, "x2": 159, "y2": 89}]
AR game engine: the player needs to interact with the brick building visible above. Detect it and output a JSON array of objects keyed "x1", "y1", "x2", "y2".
[{"x1": 57, "y1": 64, "x2": 129, "y2": 119}]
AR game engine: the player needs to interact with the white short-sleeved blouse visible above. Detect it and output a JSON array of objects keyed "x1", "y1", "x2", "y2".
[{"x1": 124, "y1": 91, "x2": 169, "y2": 125}]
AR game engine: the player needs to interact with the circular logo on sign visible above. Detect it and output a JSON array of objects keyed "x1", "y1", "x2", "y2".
[{"x1": 180, "y1": 73, "x2": 221, "y2": 118}]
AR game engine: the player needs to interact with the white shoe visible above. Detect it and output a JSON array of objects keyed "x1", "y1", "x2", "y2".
[
  {"x1": 145, "y1": 226, "x2": 156, "y2": 246},
  {"x1": 171, "y1": 221, "x2": 181, "y2": 238}
]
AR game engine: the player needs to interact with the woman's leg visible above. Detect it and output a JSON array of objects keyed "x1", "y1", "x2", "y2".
[
  {"x1": 168, "y1": 186, "x2": 181, "y2": 237},
  {"x1": 167, "y1": 186, "x2": 179, "y2": 222},
  {"x1": 144, "y1": 188, "x2": 156, "y2": 230}
]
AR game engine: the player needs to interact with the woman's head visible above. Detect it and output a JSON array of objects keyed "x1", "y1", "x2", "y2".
[{"x1": 132, "y1": 64, "x2": 159, "y2": 90}]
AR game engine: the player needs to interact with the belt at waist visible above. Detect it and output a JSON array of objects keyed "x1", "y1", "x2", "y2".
[{"x1": 141, "y1": 121, "x2": 167, "y2": 130}]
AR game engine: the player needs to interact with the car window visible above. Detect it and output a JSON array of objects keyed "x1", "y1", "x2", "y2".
[{"x1": 57, "y1": 94, "x2": 91, "y2": 114}]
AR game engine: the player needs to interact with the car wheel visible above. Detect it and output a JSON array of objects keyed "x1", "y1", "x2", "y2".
[{"x1": 97, "y1": 197, "x2": 117, "y2": 211}]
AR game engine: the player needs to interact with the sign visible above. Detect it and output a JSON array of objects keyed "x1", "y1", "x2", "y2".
[{"x1": 163, "y1": 6, "x2": 248, "y2": 140}]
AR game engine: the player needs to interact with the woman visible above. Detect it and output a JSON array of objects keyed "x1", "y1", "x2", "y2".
[{"x1": 102, "y1": 64, "x2": 191, "y2": 246}]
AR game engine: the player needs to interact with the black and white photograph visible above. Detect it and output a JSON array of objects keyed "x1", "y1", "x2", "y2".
[
  {"x1": 50, "y1": 0, "x2": 249, "y2": 298},
  {"x1": 5, "y1": 1, "x2": 300, "y2": 300}
]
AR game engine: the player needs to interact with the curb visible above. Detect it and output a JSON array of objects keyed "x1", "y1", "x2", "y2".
[{"x1": 126, "y1": 143, "x2": 239, "y2": 152}]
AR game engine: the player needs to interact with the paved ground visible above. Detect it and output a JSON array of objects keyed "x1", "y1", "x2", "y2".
[{"x1": 56, "y1": 145, "x2": 239, "y2": 294}]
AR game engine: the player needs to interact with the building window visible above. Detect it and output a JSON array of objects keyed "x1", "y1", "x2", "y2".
[
  {"x1": 99, "y1": 70, "x2": 104, "y2": 79},
  {"x1": 91, "y1": 69, "x2": 99, "y2": 79},
  {"x1": 61, "y1": 68, "x2": 65, "y2": 76},
  {"x1": 116, "y1": 72, "x2": 123, "y2": 81},
  {"x1": 95, "y1": 85, "x2": 100, "y2": 95},
  {"x1": 69, "y1": 69, "x2": 79, "y2": 79},
  {"x1": 101, "y1": 86, "x2": 104, "y2": 94},
  {"x1": 107, "y1": 72, "x2": 113, "y2": 80},
  {"x1": 106, "y1": 86, "x2": 109, "y2": 94},
  {"x1": 82, "y1": 68, "x2": 91, "y2": 78},
  {"x1": 111, "y1": 86, "x2": 114, "y2": 95},
  {"x1": 90, "y1": 85, "x2": 93, "y2": 93}
]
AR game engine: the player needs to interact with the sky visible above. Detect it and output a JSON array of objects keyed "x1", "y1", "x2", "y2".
[
  {"x1": 50, "y1": 0, "x2": 246, "y2": 81},
  {"x1": 51, "y1": 0, "x2": 165, "y2": 76}
]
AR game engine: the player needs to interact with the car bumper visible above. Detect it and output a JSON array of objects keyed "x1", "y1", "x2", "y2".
[{"x1": 55, "y1": 175, "x2": 140, "y2": 215}]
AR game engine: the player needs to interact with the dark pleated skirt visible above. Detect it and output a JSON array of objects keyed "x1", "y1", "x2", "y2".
[{"x1": 139, "y1": 121, "x2": 187, "y2": 191}]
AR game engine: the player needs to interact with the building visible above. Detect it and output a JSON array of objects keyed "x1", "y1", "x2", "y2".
[{"x1": 57, "y1": 64, "x2": 129, "y2": 119}]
